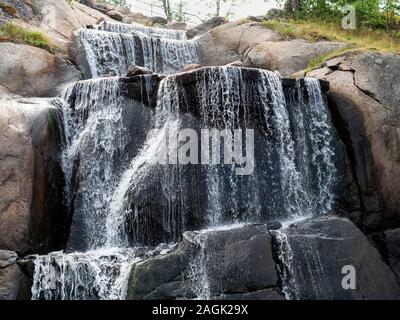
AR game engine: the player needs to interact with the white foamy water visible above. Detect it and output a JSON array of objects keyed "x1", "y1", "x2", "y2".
[{"x1": 77, "y1": 28, "x2": 199, "y2": 77}]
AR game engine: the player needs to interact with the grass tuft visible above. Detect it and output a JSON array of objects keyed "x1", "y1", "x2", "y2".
[{"x1": 0, "y1": 22, "x2": 53, "y2": 52}]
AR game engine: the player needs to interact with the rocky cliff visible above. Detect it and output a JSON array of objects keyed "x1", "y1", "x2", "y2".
[{"x1": 0, "y1": 0, "x2": 399, "y2": 300}]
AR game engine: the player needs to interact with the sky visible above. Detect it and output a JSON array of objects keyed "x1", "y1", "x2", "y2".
[{"x1": 127, "y1": 0, "x2": 279, "y2": 23}]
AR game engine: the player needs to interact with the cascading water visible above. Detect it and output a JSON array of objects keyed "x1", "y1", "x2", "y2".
[
  {"x1": 271, "y1": 78, "x2": 339, "y2": 300},
  {"x1": 95, "y1": 20, "x2": 188, "y2": 40},
  {"x1": 271, "y1": 229, "x2": 299, "y2": 300},
  {"x1": 103, "y1": 67, "x2": 339, "y2": 299},
  {"x1": 77, "y1": 29, "x2": 199, "y2": 77},
  {"x1": 31, "y1": 248, "x2": 141, "y2": 300},
  {"x1": 60, "y1": 78, "x2": 130, "y2": 250},
  {"x1": 30, "y1": 18, "x2": 342, "y2": 300},
  {"x1": 30, "y1": 75, "x2": 159, "y2": 300}
]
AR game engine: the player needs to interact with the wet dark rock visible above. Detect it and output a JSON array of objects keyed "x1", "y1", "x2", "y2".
[
  {"x1": 281, "y1": 215, "x2": 400, "y2": 300},
  {"x1": 267, "y1": 221, "x2": 282, "y2": 230},
  {"x1": 218, "y1": 289, "x2": 284, "y2": 300},
  {"x1": 384, "y1": 228, "x2": 400, "y2": 278},
  {"x1": 126, "y1": 65, "x2": 153, "y2": 77},
  {"x1": 127, "y1": 225, "x2": 283, "y2": 300}
]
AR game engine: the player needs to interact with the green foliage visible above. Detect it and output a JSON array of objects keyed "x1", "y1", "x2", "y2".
[
  {"x1": 262, "y1": 18, "x2": 400, "y2": 53},
  {"x1": 279, "y1": 0, "x2": 399, "y2": 33},
  {"x1": 0, "y1": 22, "x2": 52, "y2": 51}
]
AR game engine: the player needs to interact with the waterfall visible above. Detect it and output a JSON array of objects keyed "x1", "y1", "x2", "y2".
[
  {"x1": 31, "y1": 19, "x2": 341, "y2": 301},
  {"x1": 31, "y1": 245, "x2": 176, "y2": 300},
  {"x1": 59, "y1": 78, "x2": 127, "y2": 250},
  {"x1": 31, "y1": 248, "x2": 140, "y2": 300},
  {"x1": 187, "y1": 232, "x2": 212, "y2": 300},
  {"x1": 77, "y1": 29, "x2": 199, "y2": 77},
  {"x1": 106, "y1": 76, "x2": 182, "y2": 247},
  {"x1": 95, "y1": 21, "x2": 188, "y2": 40},
  {"x1": 271, "y1": 229, "x2": 299, "y2": 300},
  {"x1": 97, "y1": 67, "x2": 339, "y2": 249},
  {"x1": 269, "y1": 78, "x2": 338, "y2": 300}
]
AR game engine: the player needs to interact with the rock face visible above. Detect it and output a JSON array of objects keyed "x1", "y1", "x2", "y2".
[
  {"x1": 0, "y1": 96, "x2": 68, "y2": 255},
  {"x1": 106, "y1": 10, "x2": 123, "y2": 22},
  {"x1": 384, "y1": 228, "x2": 400, "y2": 278},
  {"x1": 306, "y1": 52, "x2": 400, "y2": 232},
  {"x1": 196, "y1": 21, "x2": 281, "y2": 66},
  {"x1": 0, "y1": 0, "x2": 34, "y2": 21},
  {"x1": 93, "y1": 2, "x2": 115, "y2": 14},
  {"x1": 1, "y1": 0, "x2": 111, "y2": 53},
  {"x1": 127, "y1": 225, "x2": 284, "y2": 300},
  {"x1": 0, "y1": 250, "x2": 20, "y2": 300},
  {"x1": 126, "y1": 65, "x2": 153, "y2": 77},
  {"x1": 147, "y1": 16, "x2": 168, "y2": 26},
  {"x1": 195, "y1": 21, "x2": 345, "y2": 76},
  {"x1": 244, "y1": 40, "x2": 344, "y2": 77},
  {"x1": 181, "y1": 63, "x2": 203, "y2": 72},
  {"x1": 279, "y1": 216, "x2": 400, "y2": 300},
  {"x1": 186, "y1": 16, "x2": 227, "y2": 39},
  {"x1": 0, "y1": 250, "x2": 32, "y2": 300},
  {"x1": 0, "y1": 42, "x2": 81, "y2": 97}
]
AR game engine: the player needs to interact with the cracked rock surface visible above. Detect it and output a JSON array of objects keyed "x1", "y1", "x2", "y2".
[{"x1": 306, "y1": 52, "x2": 400, "y2": 232}]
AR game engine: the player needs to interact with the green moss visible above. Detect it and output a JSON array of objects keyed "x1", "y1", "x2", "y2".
[
  {"x1": 0, "y1": 22, "x2": 52, "y2": 51},
  {"x1": 305, "y1": 46, "x2": 358, "y2": 73}
]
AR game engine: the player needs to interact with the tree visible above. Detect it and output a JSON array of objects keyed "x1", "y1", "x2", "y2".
[
  {"x1": 174, "y1": 0, "x2": 187, "y2": 22},
  {"x1": 159, "y1": 0, "x2": 174, "y2": 20},
  {"x1": 203, "y1": 0, "x2": 245, "y2": 18}
]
